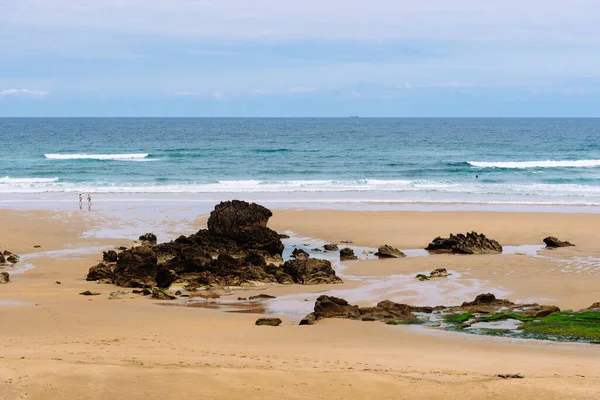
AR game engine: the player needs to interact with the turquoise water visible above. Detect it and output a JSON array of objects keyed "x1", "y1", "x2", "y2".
[{"x1": 1, "y1": 117, "x2": 600, "y2": 206}]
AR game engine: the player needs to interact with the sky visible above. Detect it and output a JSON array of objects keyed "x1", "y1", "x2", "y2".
[{"x1": 1, "y1": 0, "x2": 600, "y2": 117}]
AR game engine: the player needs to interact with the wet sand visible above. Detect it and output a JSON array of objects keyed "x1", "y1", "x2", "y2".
[{"x1": 1, "y1": 208, "x2": 600, "y2": 399}]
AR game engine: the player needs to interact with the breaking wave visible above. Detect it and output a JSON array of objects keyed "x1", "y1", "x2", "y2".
[
  {"x1": 468, "y1": 160, "x2": 600, "y2": 169},
  {"x1": 44, "y1": 153, "x2": 150, "y2": 160}
]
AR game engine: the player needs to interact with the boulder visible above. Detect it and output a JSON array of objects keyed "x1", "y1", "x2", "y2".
[
  {"x1": 375, "y1": 245, "x2": 406, "y2": 258},
  {"x1": 155, "y1": 268, "x2": 177, "y2": 288},
  {"x1": 255, "y1": 318, "x2": 282, "y2": 326},
  {"x1": 151, "y1": 287, "x2": 177, "y2": 300},
  {"x1": 291, "y1": 248, "x2": 309, "y2": 260},
  {"x1": 86, "y1": 263, "x2": 115, "y2": 282},
  {"x1": 6, "y1": 254, "x2": 19, "y2": 264},
  {"x1": 102, "y1": 250, "x2": 118, "y2": 262},
  {"x1": 207, "y1": 200, "x2": 272, "y2": 235},
  {"x1": 283, "y1": 258, "x2": 343, "y2": 285},
  {"x1": 113, "y1": 246, "x2": 158, "y2": 288},
  {"x1": 543, "y1": 237, "x2": 575, "y2": 248},
  {"x1": 313, "y1": 295, "x2": 361, "y2": 320},
  {"x1": 430, "y1": 268, "x2": 448, "y2": 278},
  {"x1": 462, "y1": 293, "x2": 511, "y2": 307},
  {"x1": 339, "y1": 248, "x2": 358, "y2": 261},
  {"x1": 0, "y1": 272, "x2": 9, "y2": 284},
  {"x1": 0, "y1": 254, "x2": 5, "y2": 264},
  {"x1": 426, "y1": 232, "x2": 502, "y2": 254},
  {"x1": 139, "y1": 233, "x2": 158, "y2": 244},
  {"x1": 323, "y1": 244, "x2": 339, "y2": 251}
]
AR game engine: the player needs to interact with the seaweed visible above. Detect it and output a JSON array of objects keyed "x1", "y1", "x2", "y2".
[
  {"x1": 519, "y1": 312, "x2": 600, "y2": 342},
  {"x1": 444, "y1": 313, "x2": 474, "y2": 324}
]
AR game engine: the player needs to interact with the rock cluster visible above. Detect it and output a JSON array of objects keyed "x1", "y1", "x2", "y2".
[
  {"x1": 300, "y1": 295, "x2": 436, "y2": 325},
  {"x1": 87, "y1": 201, "x2": 342, "y2": 290},
  {"x1": 0, "y1": 251, "x2": 19, "y2": 265},
  {"x1": 375, "y1": 245, "x2": 406, "y2": 258},
  {"x1": 425, "y1": 232, "x2": 502, "y2": 254},
  {"x1": 452, "y1": 293, "x2": 560, "y2": 317},
  {"x1": 543, "y1": 236, "x2": 575, "y2": 248},
  {"x1": 0, "y1": 272, "x2": 10, "y2": 284}
]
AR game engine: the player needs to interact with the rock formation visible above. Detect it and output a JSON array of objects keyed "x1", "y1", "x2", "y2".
[
  {"x1": 323, "y1": 244, "x2": 339, "y2": 251},
  {"x1": 430, "y1": 268, "x2": 448, "y2": 278},
  {"x1": 375, "y1": 245, "x2": 406, "y2": 258},
  {"x1": 543, "y1": 237, "x2": 575, "y2": 248},
  {"x1": 1, "y1": 251, "x2": 19, "y2": 265},
  {"x1": 87, "y1": 201, "x2": 342, "y2": 290},
  {"x1": 255, "y1": 318, "x2": 282, "y2": 326},
  {"x1": 425, "y1": 232, "x2": 502, "y2": 254},
  {"x1": 139, "y1": 233, "x2": 158, "y2": 245},
  {"x1": 339, "y1": 248, "x2": 358, "y2": 261},
  {"x1": 291, "y1": 248, "x2": 309, "y2": 260},
  {"x1": 0, "y1": 272, "x2": 9, "y2": 284}
]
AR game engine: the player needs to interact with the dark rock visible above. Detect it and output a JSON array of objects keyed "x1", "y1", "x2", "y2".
[
  {"x1": 462, "y1": 293, "x2": 509, "y2": 307},
  {"x1": 311, "y1": 248, "x2": 323, "y2": 252},
  {"x1": 139, "y1": 233, "x2": 158, "y2": 244},
  {"x1": 416, "y1": 274, "x2": 430, "y2": 281},
  {"x1": 291, "y1": 248, "x2": 310, "y2": 260},
  {"x1": 299, "y1": 313, "x2": 317, "y2": 325},
  {"x1": 113, "y1": 246, "x2": 158, "y2": 288},
  {"x1": 0, "y1": 254, "x2": 4, "y2": 264},
  {"x1": 339, "y1": 248, "x2": 358, "y2": 261},
  {"x1": 255, "y1": 318, "x2": 282, "y2": 326},
  {"x1": 498, "y1": 374, "x2": 524, "y2": 379},
  {"x1": 34, "y1": 245, "x2": 41, "y2": 248},
  {"x1": 80, "y1": 290, "x2": 101, "y2": 296},
  {"x1": 426, "y1": 232, "x2": 502, "y2": 254},
  {"x1": 323, "y1": 244, "x2": 339, "y2": 251},
  {"x1": 208, "y1": 200, "x2": 272, "y2": 235},
  {"x1": 155, "y1": 267, "x2": 177, "y2": 288},
  {"x1": 5, "y1": 252, "x2": 19, "y2": 264},
  {"x1": 86, "y1": 263, "x2": 115, "y2": 282},
  {"x1": 543, "y1": 237, "x2": 575, "y2": 248},
  {"x1": 430, "y1": 268, "x2": 448, "y2": 278},
  {"x1": 151, "y1": 287, "x2": 176, "y2": 300},
  {"x1": 249, "y1": 294, "x2": 277, "y2": 300},
  {"x1": 587, "y1": 302, "x2": 600, "y2": 310},
  {"x1": 375, "y1": 245, "x2": 406, "y2": 258},
  {"x1": 133, "y1": 288, "x2": 152, "y2": 296},
  {"x1": 0, "y1": 272, "x2": 9, "y2": 284},
  {"x1": 278, "y1": 234, "x2": 290, "y2": 239},
  {"x1": 118, "y1": 246, "x2": 128, "y2": 251},
  {"x1": 238, "y1": 297, "x2": 248, "y2": 301},
  {"x1": 102, "y1": 250, "x2": 118, "y2": 263},
  {"x1": 55, "y1": 281, "x2": 61, "y2": 284},
  {"x1": 283, "y1": 258, "x2": 342, "y2": 285},
  {"x1": 313, "y1": 295, "x2": 361, "y2": 319}
]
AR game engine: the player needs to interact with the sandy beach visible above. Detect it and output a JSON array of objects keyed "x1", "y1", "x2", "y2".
[{"x1": 2, "y1": 206, "x2": 600, "y2": 399}]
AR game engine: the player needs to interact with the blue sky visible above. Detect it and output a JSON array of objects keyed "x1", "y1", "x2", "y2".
[{"x1": 1, "y1": 0, "x2": 600, "y2": 117}]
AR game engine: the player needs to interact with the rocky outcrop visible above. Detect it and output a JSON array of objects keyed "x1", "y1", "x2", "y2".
[
  {"x1": 139, "y1": 233, "x2": 158, "y2": 245},
  {"x1": 291, "y1": 248, "x2": 309, "y2": 260},
  {"x1": 543, "y1": 237, "x2": 575, "y2": 248},
  {"x1": 80, "y1": 290, "x2": 101, "y2": 296},
  {"x1": 1, "y1": 251, "x2": 19, "y2": 265},
  {"x1": 207, "y1": 200, "x2": 272, "y2": 234},
  {"x1": 452, "y1": 293, "x2": 560, "y2": 317},
  {"x1": 303, "y1": 295, "x2": 435, "y2": 325},
  {"x1": 375, "y1": 245, "x2": 406, "y2": 258},
  {"x1": 87, "y1": 201, "x2": 343, "y2": 290},
  {"x1": 339, "y1": 248, "x2": 358, "y2": 261},
  {"x1": 102, "y1": 250, "x2": 118, "y2": 262},
  {"x1": 0, "y1": 272, "x2": 9, "y2": 284},
  {"x1": 249, "y1": 294, "x2": 276, "y2": 300},
  {"x1": 426, "y1": 232, "x2": 502, "y2": 254},
  {"x1": 430, "y1": 268, "x2": 448, "y2": 278},
  {"x1": 323, "y1": 244, "x2": 339, "y2": 251},
  {"x1": 255, "y1": 318, "x2": 282, "y2": 326},
  {"x1": 283, "y1": 259, "x2": 342, "y2": 285},
  {"x1": 151, "y1": 287, "x2": 176, "y2": 300}
]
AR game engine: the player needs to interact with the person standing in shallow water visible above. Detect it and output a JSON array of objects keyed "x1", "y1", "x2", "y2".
[
  {"x1": 78, "y1": 193, "x2": 83, "y2": 209},
  {"x1": 87, "y1": 193, "x2": 92, "y2": 210}
]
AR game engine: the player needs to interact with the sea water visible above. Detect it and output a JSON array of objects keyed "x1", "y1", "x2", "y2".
[{"x1": 1, "y1": 117, "x2": 600, "y2": 208}]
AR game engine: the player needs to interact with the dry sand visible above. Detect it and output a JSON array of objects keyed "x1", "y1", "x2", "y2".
[{"x1": 2, "y1": 208, "x2": 600, "y2": 399}]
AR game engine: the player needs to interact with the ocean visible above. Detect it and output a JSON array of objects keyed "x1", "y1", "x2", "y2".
[{"x1": 1, "y1": 117, "x2": 600, "y2": 208}]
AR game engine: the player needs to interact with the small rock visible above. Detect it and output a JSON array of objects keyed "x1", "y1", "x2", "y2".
[
  {"x1": 498, "y1": 374, "x2": 524, "y2": 379},
  {"x1": 80, "y1": 290, "x2": 101, "y2": 296},
  {"x1": 311, "y1": 248, "x2": 323, "y2": 252},
  {"x1": 543, "y1": 237, "x2": 575, "y2": 248},
  {"x1": 151, "y1": 287, "x2": 176, "y2": 300},
  {"x1": 291, "y1": 248, "x2": 310, "y2": 260},
  {"x1": 278, "y1": 234, "x2": 291, "y2": 239},
  {"x1": 255, "y1": 318, "x2": 282, "y2": 326},
  {"x1": 109, "y1": 290, "x2": 129, "y2": 300},
  {"x1": 340, "y1": 240, "x2": 353, "y2": 244},
  {"x1": 299, "y1": 313, "x2": 317, "y2": 325},
  {"x1": 238, "y1": 297, "x2": 248, "y2": 301},
  {"x1": 375, "y1": 245, "x2": 406, "y2": 258},
  {"x1": 340, "y1": 248, "x2": 358, "y2": 261},
  {"x1": 0, "y1": 272, "x2": 10, "y2": 284},
  {"x1": 34, "y1": 245, "x2": 41, "y2": 248},
  {"x1": 55, "y1": 281, "x2": 61, "y2": 285},
  {"x1": 6, "y1": 253, "x2": 19, "y2": 264},
  {"x1": 324, "y1": 244, "x2": 339, "y2": 251},
  {"x1": 416, "y1": 274, "x2": 430, "y2": 281},
  {"x1": 249, "y1": 294, "x2": 277, "y2": 300},
  {"x1": 430, "y1": 268, "x2": 448, "y2": 278}
]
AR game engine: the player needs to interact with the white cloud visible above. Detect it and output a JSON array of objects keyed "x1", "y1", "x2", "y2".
[
  {"x1": 212, "y1": 92, "x2": 225, "y2": 100},
  {"x1": 0, "y1": 89, "x2": 49, "y2": 96}
]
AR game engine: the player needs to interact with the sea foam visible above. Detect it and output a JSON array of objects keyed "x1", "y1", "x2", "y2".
[
  {"x1": 44, "y1": 153, "x2": 149, "y2": 160},
  {"x1": 0, "y1": 176, "x2": 59, "y2": 183},
  {"x1": 468, "y1": 160, "x2": 600, "y2": 168}
]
